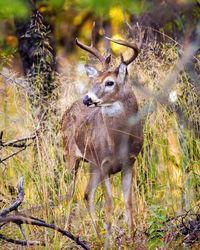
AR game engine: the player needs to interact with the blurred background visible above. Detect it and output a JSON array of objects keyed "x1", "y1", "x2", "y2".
[{"x1": 0, "y1": 0, "x2": 199, "y2": 74}]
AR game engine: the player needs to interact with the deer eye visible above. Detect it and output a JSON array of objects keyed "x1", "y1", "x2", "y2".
[{"x1": 105, "y1": 81, "x2": 114, "y2": 86}]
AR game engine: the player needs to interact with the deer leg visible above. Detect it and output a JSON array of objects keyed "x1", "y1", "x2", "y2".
[
  {"x1": 84, "y1": 164, "x2": 101, "y2": 236},
  {"x1": 64, "y1": 155, "x2": 80, "y2": 231},
  {"x1": 103, "y1": 175, "x2": 113, "y2": 250},
  {"x1": 64, "y1": 153, "x2": 80, "y2": 201},
  {"x1": 121, "y1": 167, "x2": 135, "y2": 237}
]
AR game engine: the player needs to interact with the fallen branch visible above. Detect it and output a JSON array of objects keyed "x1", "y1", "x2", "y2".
[
  {"x1": 0, "y1": 234, "x2": 45, "y2": 246},
  {"x1": 0, "y1": 176, "x2": 24, "y2": 216},
  {"x1": 0, "y1": 216, "x2": 90, "y2": 249},
  {"x1": 0, "y1": 176, "x2": 91, "y2": 250}
]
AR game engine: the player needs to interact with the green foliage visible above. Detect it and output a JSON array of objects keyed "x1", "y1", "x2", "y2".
[
  {"x1": 80, "y1": 0, "x2": 116, "y2": 17},
  {"x1": 0, "y1": 0, "x2": 29, "y2": 19},
  {"x1": 174, "y1": 19, "x2": 182, "y2": 32},
  {"x1": 148, "y1": 207, "x2": 167, "y2": 249},
  {"x1": 0, "y1": 47, "x2": 16, "y2": 68},
  {"x1": 79, "y1": 0, "x2": 146, "y2": 17},
  {"x1": 123, "y1": 0, "x2": 147, "y2": 15},
  {"x1": 50, "y1": 0, "x2": 65, "y2": 9}
]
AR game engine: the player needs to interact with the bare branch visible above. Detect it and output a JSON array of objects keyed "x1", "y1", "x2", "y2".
[
  {"x1": 0, "y1": 143, "x2": 32, "y2": 164},
  {"x1": 0, "y1": 233, "x2": 45, "y2": 246},
  {"x1": 0, "y1": 72, "x2": 57, "y2": 111},
  {"x1": 0, "y1": 177, "x2": 91, "y2": 250},
  {"x1": 16, "y1": 212, "x2": 47, "y2": 223},
  {"x1": 0, "y1": 176, "x2": 24, "y2": 216},
  {"x1": 18, "y1": 224, "x2": 28, "y2": 241},
  {"x1": 0, "y1": 216, "x2": 91, "y2": 249},
  {"x1": 0, "y1": 128, "x2": 45, "y2": 164},
  {"x1": 0, "y1": 129, "x2": 40, "y2": 148}
]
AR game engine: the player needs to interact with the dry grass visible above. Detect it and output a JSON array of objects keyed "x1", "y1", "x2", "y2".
[{"x1": 0, "y1": 40, "x2": 199, "y2": 249}]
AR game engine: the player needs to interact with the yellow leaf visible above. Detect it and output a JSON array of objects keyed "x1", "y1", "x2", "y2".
[
  {"x1": 109, "y1": 6, "x2": 124, "y2": 23},
  {"x1": 74, "y1": 15, "x2": 82, "y2": 26},
  {"x1": 39, "y1": 7, "x2": 46, "y2": 13},
  {"x1": 109, "y1": 34, "x2": 127, "y2": 54}
]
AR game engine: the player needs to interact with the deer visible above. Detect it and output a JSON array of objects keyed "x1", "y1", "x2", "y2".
[{"x1": 61, "y1": 22, "x2": 144, "y2": 241}]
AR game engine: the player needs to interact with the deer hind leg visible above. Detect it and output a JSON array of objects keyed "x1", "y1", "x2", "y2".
[
  {"x1": 84, "y1": 164, "x2": 101, "y2": 236},
  {"x1": 121, "y1": 167, "x2": 135, "y2": 237}
]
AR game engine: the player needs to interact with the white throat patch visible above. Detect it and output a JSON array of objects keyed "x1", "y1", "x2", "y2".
[{"x1": 102, "y1": 101, "x2": 123, "y2": 117}]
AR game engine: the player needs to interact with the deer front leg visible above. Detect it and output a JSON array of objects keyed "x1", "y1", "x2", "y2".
[
  {"x1": 103, "y1": 175, "x2": 114, "y2": 250},
  {"x1": 84, "y1": 164, "x2": 101, "y2": 236},
  {"x1": 121, "y1": 167, "x2": 135, "y2": 237}
]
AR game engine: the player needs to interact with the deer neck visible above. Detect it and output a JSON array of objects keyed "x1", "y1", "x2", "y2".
[
  {"x1": 101, "y1": 101, "x2": 124, "y2": 117},
  {"x1": 101, "y1": 85, "x2": 135, "y2": 120},
  {"x1": 101, "y1": 101, "x2": 127, "y2": 136},
  {"x1": 100, "y1": 85, "x2": 138, "y2": 136},
  {"x1": 100, "y1": 101, "x2": 125, "y2": 150}
]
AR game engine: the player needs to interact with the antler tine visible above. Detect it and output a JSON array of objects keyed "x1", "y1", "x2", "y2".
[
  {"x1": 120, "y1": 52, "x2": 125, "y2": 63},
  {"x1": 75, "y1": 22, "x2": 111, "y2": 70},
  {"x1": 91, "y1": 22, "x2": 95, "y2": 47},
  {"x1": 124, "y1": 17, "x2": 134, "y2": 38},
  {"x1": 105, "y1": 22, "x2": 144, "y2": 66},
  {"x1": 105, "y1": 36, "x2": 139, "y2": 65},
  {"x1": 136, "y1": 22, "x2": 144, "y2": 50}
]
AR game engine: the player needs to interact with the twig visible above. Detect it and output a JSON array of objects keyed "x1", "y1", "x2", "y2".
[
  {"x1": 0, "y1": 129, "x2": 40, "y2": 148},
  {"x1": 0, "y1": 143, "x2": 32, "y2": 163},
  {"x1": 18, "y1": 224, "x2": 28, "y2": 241},
  {"x1": 0, "y1": 72, "x2": 57, "y2": 110},
  {"x1": 0, "y1": 176, "x2": 24, "y2": 216},
  {"x1": 0, "y1": 234, "x2": 45, "y2": 246},
  {"x1": 16, "y1": 212, "x2": 47, "y2": 223},
  {"x1": 181, "y1": 210, "x2": 191, "y2": 232},
  {"x1": 0, "y1": 128, "x2": 44, "y2": 164}
]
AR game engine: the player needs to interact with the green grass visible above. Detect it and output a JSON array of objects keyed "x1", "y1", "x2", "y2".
[{"x1": 0, "y1": 41, "x2": 199, "y2": 249}]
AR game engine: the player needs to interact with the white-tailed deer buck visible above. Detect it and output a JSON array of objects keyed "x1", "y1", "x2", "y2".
[{"x1": 61, "y1": 22, "x2": 144, "y2": 239}]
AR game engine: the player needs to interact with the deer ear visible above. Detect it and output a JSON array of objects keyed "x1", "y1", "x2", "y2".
[
  {"x1": 117, "y1": 63, "x2": 127, "y2": 84},
  {"x1": 85, "y1": 65, "x2": 99, "y2": 78}
]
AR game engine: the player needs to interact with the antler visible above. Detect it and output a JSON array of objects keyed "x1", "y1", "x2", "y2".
[
  {"x1": 105, "y1": 22, "x2": 144, "y2": 66},
  {"x1": 75, "y1": 22, "x2": 111, "y2": 70}
]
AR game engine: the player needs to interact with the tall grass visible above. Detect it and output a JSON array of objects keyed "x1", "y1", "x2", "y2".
[{"x1": 0, "y1": 40, "x2": 199, "y2": 249}]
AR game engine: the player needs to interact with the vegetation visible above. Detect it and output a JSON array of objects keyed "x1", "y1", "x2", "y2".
[{"x1": 0, "y1": 0, "x2": 200, "y2": 249}]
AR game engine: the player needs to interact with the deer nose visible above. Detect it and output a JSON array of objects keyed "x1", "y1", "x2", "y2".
[{"x1": 83, "y1": 95, "x2": 92, "y2": 106}]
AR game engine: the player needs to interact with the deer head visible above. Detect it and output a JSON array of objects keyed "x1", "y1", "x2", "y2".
[{"x1": 76, "y1": 22, "x2": 143, "y2": 108}]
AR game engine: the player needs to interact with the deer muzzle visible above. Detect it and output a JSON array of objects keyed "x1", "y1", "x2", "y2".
[{"x1": 83, "y1": 95, "x2": 93, "y2": 106}]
